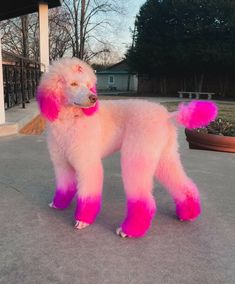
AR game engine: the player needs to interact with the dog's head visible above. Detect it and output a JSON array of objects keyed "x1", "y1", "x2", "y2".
[{"x1": 36, "y1": 57, "x2": 98, "y2": 121}]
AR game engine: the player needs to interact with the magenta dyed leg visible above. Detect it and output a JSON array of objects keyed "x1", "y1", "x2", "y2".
[
  {"x1": 52, "y1": 183, "x2": 77, "y2": 209},
  {"x1": 50, "y1": 163, "x2": 77, "y2": 210},
  {"x1": 121, "y1": 198, "x2": 156, "y2": 238},
  {"x1": 120, "y1": 151, "x2": 159, "y2": 238},
  {"x1": 74, "y1": 196, "x2": 101, "y2": 224},
  {"x1": 175, "y1": 195, "x2": 201, "y2": 221},
  {"x1": 155, "y1": 146, "x2": 201, "y2": 222},
  {"x1": 72, "y1": 160, "x2": 103, "y2": 225}
]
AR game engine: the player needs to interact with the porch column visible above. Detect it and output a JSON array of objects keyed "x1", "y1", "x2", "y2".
[
  {"x1": 39, "y1": 2, "x2": 49, "y2": 72},
  {"x1": 0, "y1": 33, "x2": 5, "y2": 124}
]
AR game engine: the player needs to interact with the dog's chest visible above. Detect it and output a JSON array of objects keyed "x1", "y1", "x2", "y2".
[{"x1": 49, "y1": 113, "x2": 101, "y2": 151}]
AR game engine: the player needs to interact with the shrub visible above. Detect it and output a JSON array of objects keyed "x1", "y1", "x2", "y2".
[{"x1": 198, "y1": 117, "x2": 235, "y2": 137}]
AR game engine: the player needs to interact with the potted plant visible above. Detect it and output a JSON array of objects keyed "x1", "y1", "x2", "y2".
[{"x1": 185, "y1": 117, "x2": 235, "y2": 153}]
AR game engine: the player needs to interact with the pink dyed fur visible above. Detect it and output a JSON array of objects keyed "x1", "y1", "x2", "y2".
[
  {"x1": 53, "y1": 183, "x2": 77, "y2": 209},
  {"x1": 75, "y1": 196, "x2": 101, "y2": 224},
  {"x1": 177, "y1": 101, "x2": 218, "y2": 129},
  {"x1": 89, "y1": 85, "x2": 97, "y2": 94},
  {"x1": 176, "y1": 196, "x2": 201, "y2": 221},
  {"x1": 37, "y1": 57, "x2": 218, "y2": 238},
  {"x1": 37, "y1": 89, "x2": 62, "y2": 121},
  {"x1": 122, "y1": 199, "x2": 156, "y2": 237},
  {"x1": 82, "y1": 101, "x2": 99, "y2": 116}
]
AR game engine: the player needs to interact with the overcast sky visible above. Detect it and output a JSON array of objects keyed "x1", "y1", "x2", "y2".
[
  {"x1": 122, "y1": 0, "x2": 146, "y2": 44},
  {"x1": 109, "y1": 0, "x2": 146, "y2": 58}
]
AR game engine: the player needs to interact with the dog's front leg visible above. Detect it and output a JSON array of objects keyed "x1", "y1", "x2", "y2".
[
  {"x1": 47, "y1": 137, "x2": 77, "y2": 209},
  {"x1": 73, "y1": 160, "x2": 103, "y2": 229},
  {"x1": 118, "y1": 155, "x2": 157, "y2": 238},
  {"x1": 50, "y1": 163, "x2": 77, "y2": 210}
]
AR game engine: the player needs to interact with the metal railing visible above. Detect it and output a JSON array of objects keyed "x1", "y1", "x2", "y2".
[{"x1": 3, "y1": 51, "x2": 42, "y2": 109}]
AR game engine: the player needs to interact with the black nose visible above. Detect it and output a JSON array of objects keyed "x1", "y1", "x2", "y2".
[{"x1": 89, "y1": 94, "x2": 97, "y2": 103}]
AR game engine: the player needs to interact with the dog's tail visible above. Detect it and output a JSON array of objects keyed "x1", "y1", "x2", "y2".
[{"x1": 169, "y1": 101, "x2": 218, "y2": 129}]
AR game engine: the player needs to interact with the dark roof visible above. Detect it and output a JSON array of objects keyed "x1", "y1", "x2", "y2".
[
  {"x1": 106, "y1": 60, "x2": 129, "y2": 72},
  {"x1": 0, "y1": 0, "x2": 62, "y2": 21},
  {"x1": 96, "y1": 60, "x2": 137, "y2": 75},
  {"x1": 96, "y1": 71, "x2": 130, "y2": 75}
]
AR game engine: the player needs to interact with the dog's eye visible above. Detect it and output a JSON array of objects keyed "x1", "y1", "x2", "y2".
[{"x1": 71, "y1": 81, "x2": 78, "y2": 87}]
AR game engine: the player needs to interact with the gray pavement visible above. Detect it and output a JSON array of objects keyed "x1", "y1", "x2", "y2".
[{"x1": 0, "y1": 99, "x2": 235, "y2": 283}]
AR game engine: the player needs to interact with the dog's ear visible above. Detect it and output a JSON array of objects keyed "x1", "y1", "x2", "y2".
[{"x1": 36, "y1": 76, "x2": 65, "y2": 122}]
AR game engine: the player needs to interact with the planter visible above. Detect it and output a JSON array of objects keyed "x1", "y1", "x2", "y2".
[{"x1": 185, "y1": 129, "x2": 235, "y2": 153}]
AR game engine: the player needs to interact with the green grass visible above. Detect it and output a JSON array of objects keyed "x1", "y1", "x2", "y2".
[{"x1": 161, "y1": 101, "x2": 235, "y2": 126}]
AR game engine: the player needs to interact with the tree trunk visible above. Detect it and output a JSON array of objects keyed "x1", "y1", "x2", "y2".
[
  {"x1": 74, "y1": 21, "x2": 79, "y2": 57},
  {"x1": 79, "y1": 0, "x2": 85, "y2": 59},
  {"x1": 194, "y1": 73, "x2": 204, "y2": 92},
  {"x1": 21, "y1": 15, "x2": 29, "y2": 58},
  {"x1": 181, "y1": 77, "x2": 186, "y2": 90},
  {"x1": 160, "y1": 76, "x2": 167, "y2": 95},
  {"x1": 219, "y1": 75, "x2": 229, "y2": 97}
]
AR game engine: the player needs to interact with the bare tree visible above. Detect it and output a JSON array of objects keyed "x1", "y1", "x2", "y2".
[
  {"x1": 21, "y1": 15, "x2": 29, "y2": 57},
  {"x1": 63, "y1": 0, "x2": 125, "y2": 61},
  {"x1": 0, "y1": 0, "x2": 127, "y2": 64},
  {"x1": 0, "y1": 9, "x2": 72, "y2": 62},
  {"x1": 49, "y1": 8, "x2": 72, "y2": 61},
  {"x1": 0, "y1": 14, "x2": 39, "y2": 59},
  {"x1": 0, "y1": 18, "x2": 23, "y2": 56},
  {"x1": 90, "y1": 42, "x2": 122, "y2": 66}
]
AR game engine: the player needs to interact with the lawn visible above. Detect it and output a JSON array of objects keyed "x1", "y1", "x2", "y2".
[{"x1": 161, "y1": 101, "x2": 235, "y2": 126}]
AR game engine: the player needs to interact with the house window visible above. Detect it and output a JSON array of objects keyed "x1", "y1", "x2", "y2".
[{"x1": 108, "y1": 75, "x2": 114, "y2": 84}]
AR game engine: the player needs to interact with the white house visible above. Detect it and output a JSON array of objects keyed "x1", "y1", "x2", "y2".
[{"x1": 96, "y1": 60, "x2": 138, "y2": 92}]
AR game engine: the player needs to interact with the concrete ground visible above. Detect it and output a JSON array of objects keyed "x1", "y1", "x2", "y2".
[
  {"x1": 0, "y1": 101, "x2": 39, "y2": 137},
  {"x1": 0, "y1": 98, "x2": 235, "y2": 284}
]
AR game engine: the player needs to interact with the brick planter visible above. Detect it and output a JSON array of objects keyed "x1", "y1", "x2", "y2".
[{"x1": 185, "y1": 129, "x2": 235, "y2": 153}]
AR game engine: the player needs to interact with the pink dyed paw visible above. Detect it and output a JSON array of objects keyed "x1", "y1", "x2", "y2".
[
  {"x1": 116, "y1": 227, "x2": 129, "y2": 238},
  {"x1": 74, "y1": 220, "x2": 90, "y2": 230},
  {"x1": 49, "y1": 202, "x2": 59, "y2": 209},
  {"x1": 120, "y1": 199, "x2": 156, "y2": 238},
  {"x1": 176, "y1": 196, "x2": 201, "y2": 221}
]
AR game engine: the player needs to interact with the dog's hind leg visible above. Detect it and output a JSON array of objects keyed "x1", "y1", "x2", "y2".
[
  {"x1": 73, "y1": 160, "x2": 103, "y2": 229},
  {"x1": 118, "y1": 153, "x2": 158, "y2": 238},
  {"x1": 49, "y1": 162, "x2": 77, "y2": 210},
  {"x1": 155, "y1": 137, "x2": 201, "y2": 221}
]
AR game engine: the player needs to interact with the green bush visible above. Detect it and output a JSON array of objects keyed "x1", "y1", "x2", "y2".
[{"x1": 198, "y1": 117, "x2": 235, "y2": 137}]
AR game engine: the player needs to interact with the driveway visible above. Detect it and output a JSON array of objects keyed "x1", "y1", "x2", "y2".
[{"x1": 0, "y1": 123, "x2": 234, "y2": 283}]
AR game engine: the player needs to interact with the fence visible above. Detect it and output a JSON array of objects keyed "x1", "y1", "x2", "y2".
[
  {"x1": 2, "y1": 51, "x2": 42, "y2": 109},
  {"x1": 137, "y1": 73, "x2": 235, "y2": 99}
]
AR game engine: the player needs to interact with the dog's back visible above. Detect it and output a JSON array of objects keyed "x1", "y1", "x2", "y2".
[{"x1": 97, "y1": 99, "x2": 170, "y2": 157}]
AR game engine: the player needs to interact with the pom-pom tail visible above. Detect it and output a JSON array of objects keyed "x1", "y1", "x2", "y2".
[{"x1": 176, "y1": 101, "x2": 218, "y2": 129}]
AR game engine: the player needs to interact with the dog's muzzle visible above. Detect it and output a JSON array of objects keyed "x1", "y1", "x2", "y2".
[
  {"x1": 69, "y1": 85, "x2": 98, "y2": 108},
  {"x1": 73, "y1": 94, "x2": 98, "y2": 108},
  {"x1": 89, "y1": 94, "x2": 97, "y2": 104}
]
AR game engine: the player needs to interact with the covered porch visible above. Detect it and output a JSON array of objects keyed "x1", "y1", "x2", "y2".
[{"x1": 0, "y1": 0, "x2": 62, "y2": 135}]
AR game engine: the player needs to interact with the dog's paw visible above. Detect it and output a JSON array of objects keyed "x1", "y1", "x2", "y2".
[
  {"x1": 116, "y1": 227, "x2": 128, "y2": 238},
  {"x1": 48, "y1": 202, "x2": 58, "y2": 209},
  {"x1": 74, "y1": 220, "x2": 90, "y2": 230},
  {"x1": 176, "y1": 196, "x2": 201, "y2": 222}
]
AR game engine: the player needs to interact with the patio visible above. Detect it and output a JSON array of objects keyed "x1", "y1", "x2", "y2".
[{"x1": 0, "y1": 97, "x2": 234, "y2": 283}]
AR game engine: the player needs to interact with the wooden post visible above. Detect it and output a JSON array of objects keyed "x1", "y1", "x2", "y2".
[
  {"x1": 39, "y1": 2, "x2": 49, "y2": 72},
  {"x1": 0, "y1": 33, "x2": 5, "y2": 124}
]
